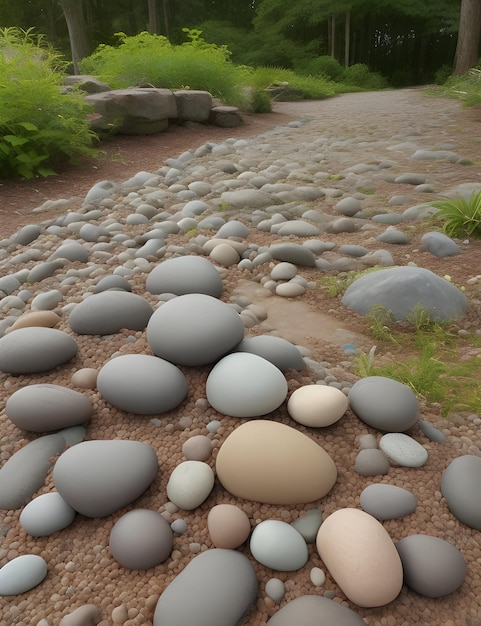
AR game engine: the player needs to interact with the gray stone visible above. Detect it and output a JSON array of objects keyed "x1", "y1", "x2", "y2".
[
  {"x1": 0, "y1": 274, "x2": 21, "y2": 295},
  {"x1": 421, "y1": 231, "x2": 461, "y2": 257},
  {"x1": 153, "y1": 549, "x2": 258, "y2": 626},
  {"x1": 376, "y1": 228, "x2": 411, "y2": 244},
  {"x1": 360, "y1": 484, "x2": 417, "y2": 520},
  {"x1": 327, "y1": 217, "x2": 358, "y2": 233},
  {"x1": 349, "y1": 376, "x2": 419, "y2": 432},
  {"x1": 31, "y1": 289, "x2": 63, "y2": 310},
  {"x1": 109, "y1": 509, "x2": 173, "y2": 569},
  {"x1": 266, "y1": 595, "x2": 367, "y2": 626},
  {"x1": 394, "y1": 173, "x2": 426, "y2": 185},
  {"x1": 335, "y1": 197, "x2": 362, "y2": 216},
  {"x1": 94, "y1": 275, "x2": 132, "y2": 293},
  {"x1": 269, "y1": 243, "x2": 316, "y2": 267},
  {"x1": 396, "y1": 534, "x2": 467, "y2": 597},
  {"x1": 146, "y1": 256, "x2": 223, "y2": 298},
  {"x1": 5, "y1": 384, "x2": 92, "y2": 432},
  {"x1": 354, "y1": 449, "x2": 390, "y2": 476},
  {"x1": 147, "y1": 293, "x2": 244, "y2": 366},
  {"x1": 79, "y1": 223, "x2": 111, "y2": 242},
  {"x1": 441, "y1": 455, "x2": 481, "y2": 530},
  {"x1": 275, "y1": 221, "x2": 321, "y2": 237},
  {"x1": 59, "y1": 604, "x2": 102, "y2": 626},
  {"x1": 19, "y1": 492, "x2": 76, "y2": 536},
  {"x1": 65, "y1": 74, "x2": 111, "y2": 93},
  {"x1": 13, "y1": 224, "x2": 41, "y2": 246},
  {"x1": 290, "y1": 509, "x2": 322, "y2": 543},
  {"x1": 97, "y1": 354, "x2": 187, "y2": 415},
  {"x1": 68, "y1": 291, "x2": 153, "y2": 335},
  {"x1": 27, "y1": 261, "x2": 60, "y2": 283},
  {"x1": 0, "y1": 434, "x2": 67, "y2": 510},
  {"x1": 234, "y1": 335, "x2": 305, "y2": 372},
  {"x1": 49, "y1": 241, "x2": 90, "y2": 263},
  {"x1": 220, "y1": 189, "x2": 275, "y2": 209},
  {"x1": 209, "y1": 105, "x2": 244, "y2": 127},
  {"x1": 0, "y1": 555, "x2": 48, "y2": 596},
  {"x1": 215, "y1": 220, "x2": 250, "y2": 239},
  {"x1": 401, "y1": 203, "x2": 438, "y2": 220},
  {"x1": 338, "y1": 244, "x2": 368, "y2": 257},
  {"x1": 174, "y1": 90, "x2": 213, "y2": 123},
  {"x1": 342, "y1": 266, "x2": 467, "y2": 321},
  {"x1": 53, "y1": 440, "x2": 159, "y2": 518},
  {"x1": 418, "y1": 419, "x2": 446, "y2": 443},
  {"x1": 0, "y1": 327, "x2": 78, "y2": 374},
  {"x1": 379, "y1": 433, "x2": 428, "y2": 467}
]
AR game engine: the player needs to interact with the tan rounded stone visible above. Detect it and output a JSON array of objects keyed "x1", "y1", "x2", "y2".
[
  {"x1": 7, "y1": 310, "x2": 62, "y2": 332},
  {"x1": 215, "y1": 420, "x2": 337, "y2": 504},
  {"x1": 287, "y1": 384, "x2": 348, "y2": 427},
  {"x1": 207, "y1": 504, "x2": 251, "y2": 548}
]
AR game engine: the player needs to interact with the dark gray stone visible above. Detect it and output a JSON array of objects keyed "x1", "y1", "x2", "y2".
[
  {"x1": 209, "y1": 106, "x2": 244, "y2": 127},
  {"x1": 421, "y1": 232, "x2": 461, "y2": 258},
  {"x1": 234, "y1": 335, "x2": 305, "y2": 372},
  {"x1": 267, "y1": 595, "x2": 367, "y2": 625},
  {"x1": 97, "y1": 354, "x2": 187, "y2": 415},
  {"x1": 354, "y1": 449, "x2": 390, "y2": 476},
  {"x1": 153, "y1": 549, "x2": 258, "y2": 626},
  {"x1": 146, "y1": 256, "x2": 223, "y2": 297},
  {"x1": 65, "y1": 74, "x2": 111, "y2": 93},
  {"x1": 269, "y1": 243, "x2": 316, "y2": 267},
  {"x1": 441, "y1": 455, "x2": 481, "y2": 530},
  {"x1": 68, "y1": 291, "x2": 153, "y2": 335},
  {"x1": 290, "y1": 509, "x2": 322, "y2": 543},
  {"x1": 418, "y1": 420, "x2": 446, "y2": 443},
  {"x1": 13, "y1": 224, "x2": 41, "y2": 246},
  {"x1": 360, "y1": 484, "x2": 417, "y2": 520},
  {"x1": 342, "y1": 266, "x2": 467, "y2": 321},
  {"x1": 174, "y1": 90, "x2": 213, "y2": 123},
  {"x1": 0, "y1": 327, "x2": 78, "y2": 374},
  {"x1": 396, "y1": 534, "x2": 467, "y2": 597}
]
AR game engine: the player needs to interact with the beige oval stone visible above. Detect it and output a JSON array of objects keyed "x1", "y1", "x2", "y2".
[
  {"x1": 287, "y1": 384, "x2": 348, "y2": 427},
  {"x1": 215, "y1": 420, "x2": 337, "y2": 504},
  {"x1": 207, "y1": 504, "x2": 251, "y2": 549},
  {"x1": 316, "y1": 508, "x2": 403, "y2": 607},
  {"x1": 7, "y1": 310, "x2": 61, "y2": 332}
]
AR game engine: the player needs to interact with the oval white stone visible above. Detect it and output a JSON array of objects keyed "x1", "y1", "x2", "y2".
[
  {"x1": 20, "y1": 492, "x2": 76, "y2": 536},
  {"x1": 0, "y1": 555, "x2": 48, "y2": 595},
  {"x1": 287, "y1": 384, "x2": 348, "y2": 427},
  {"x1": 166, "y1": 461, "x2": 215, "y2": 510},
  {"x1": 379, "y1": 433, "x2": 428, "y2": 467},
  {"x1": 250, "y1": 520, "x2": 308, "y2": 571}
]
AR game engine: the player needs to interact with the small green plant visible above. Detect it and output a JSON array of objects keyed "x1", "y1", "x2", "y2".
[
  {"x1": 431, "y1": 191, "x2": 481, "y2": 239},
  {"x1": 441, "y1": 66, "x2": 481, "y2": 107},
  {"x1": 341, "y1": 63, "x2": 388, "y2": 90},
  {"x1": 366, "y1": 304, "x2": 396, "y2": 342}
]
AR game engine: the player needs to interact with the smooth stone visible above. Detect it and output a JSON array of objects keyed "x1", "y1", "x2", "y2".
[
  {"x1": 97, "y1": 354, "x2": 187, "y2": 415},
  {"x1": 207, "y1": 504, "x2": 251, "y2": 549},
  {"x1": 310, "y1": 566, "x2": 326, "y2": 586},
  {"x1": 328, "y1": 217, "x2": 358, "y2": 233},
  {"x1": 220, "y1": 189, "x2": 273, "y2": 209},
  {"x1": 166, "y1": 461, "x2": 215, "y2": 510},
  {"x1": 49, "y1": 241, "x2": 89, "y2": 262},
  {"x1": 209, "y1": 242, "x2": 240, "y2": 266},
  {"x1": 269, "y1": 243, "x2": 316, "y2": 267},
  {"x1": 0, "y1": 327, "x2": 77, "y2": 374},
  {"x1": 349, "y1": 376, "x2": 419, "y2": 432},
  {"x1": 335, "y1": 196, "x2": 362, "y2": 216},
  {"x1": 342, "y1": 266, "x2": 467, "y2": 321},
  {"x1": 234, "y1": 335, "x2": 305, "y2": 372},
  {"x1": 7, "y1": 310, "x2": 61, "y2": 332},
  {"x1": 360, "y1": 484, "x2": 417, "y2": 520},
  {"x1": 146, "y1": 256, "x2": 223, "y2": 297},
  {"x1": 109, "y1": 509, "x2": 173, "y2": 569},
  {"x1": 53, "y1": 440, "x2": 158, "y2": 518},
  {"x1": 68, "y1": 291, "x2": 153, "y2": 335},
  {"x1": 376, "y1": 228, "x2": 411, "y2": 244},
  {"x1": 316, "y1": 508, "x2": 403, "y2": 607},
  {"x1": 0, "y1": 433, "x2": 67, "y2": 510},
  {"x1": 59, "y1": 604, "x2": 101, "y2": 626},
  {"x1": 31, "y1": 289, "x2": 63, "y2": 311},
  {"x1": 265, "y1": 578, "x2": 285, "y2": 604},
  {"x1": 0, "y1": 275, "x2": 21, "y2": 295},
  {"x1": 287, "y1": 384, "x2": 348, "y2": 427},
  {"x1": 206, "y1": 352, "x2": 288, "y2": 418},
  {"x1": 379, "y1": 433, "x2": 428, "y2": 467},
  {"x1": 6, "y1": 384, "x2": 92, "y2": 433},
  {"x1": 182, "y1": 435, "x2": 212, "y2": 461},
  {"x1": 275, "y1": 221, "x2": 321, "y2": 237},
  {"x1": 441, "y1": 455, "x2": 481, "y2": 530},
  {"x1": 13, "y1": 224, "x2": 41, "y2": 246},
  {"x1": 215, "y1": 220, "x2": 250, "y2": 238},
  {"x1": 250, "y1": 520, "x2": 308, "y2": 571},
  {"x1": 93, "y1": 275, "x2": 132, "y2": 292},
  {"x1": 354, "y1": 449, "x2": 390, "y2": 476},
  {"x1": 290, "y1": 509, "x2": 322, "y2": 543},
  {"x1": 358, "y1": 434, "x2": 378, "y2": 449},
  {"x1": 421, "y1": 231, "x2": 461, "y2": 257},
  {"x1": 0, "y1": 555, "x2": 48, "y2": 595},
  {"x1": 275, "y1": 281, "x2": 306, "y2": 297},
  {"x1": 147, "y1": 293, "x2": 244, "y2": 366},
  {"x1": 266, "y1": 595, "x2": 367, "y2": 625},
  {"x1": 71, "y1": 367, "x2": 99, "y2": 389},
  {"x1": 215, "y1": 420, "x2": 337, "y2": 504},
  {"x1": 27, "y1": 261, "x2": 59, "y2": 283},
  {"x1": 418, "y1": 419, "x2": 446, "y2": 443},
  {"x1": 153, "y1": 549, "x2": 258, "y2": 626},
  {"x1": 394, "y1": 173, "x2": 426, "y2": 185},
  {"x1": 338, "y1": 244, "x2": 369, "y2": 257},
  {"x1": 20, "y1": 492, "x2": 76, "y2": 536},
  {"x1": 396, "y1": 534, "x2": 467, "y2": 597},
  {"x1": 270, "y1": 262, "x2": 297, "y2": 281}
]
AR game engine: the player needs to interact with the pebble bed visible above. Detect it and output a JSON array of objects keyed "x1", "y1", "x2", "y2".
[{"x1": 1, "y1": 89, "x2": 481, "y2": 626}]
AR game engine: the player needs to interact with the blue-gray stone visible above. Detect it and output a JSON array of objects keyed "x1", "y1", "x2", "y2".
[
  {"x1": 267, "y1": 595, "x2": 367, "y2": 626},
  {"x1": 394, "y1": 173, "x2": 426, "y2": 185},
  {"x1": 49, "y1": 241, "x2": 89, "y2": 263},
  {"x1": 153, "y1": 549, "x2": 258, "y2": 626},
  {"x1": 418, "y1": 420, "x2": 446, "y2": 443},
  {"x1": 215, "y1": 220, "x2": 250, "y2": 238},
  {"x1": 335, "y1": 197, "x2": 362, "y2": 216},
  {"x1": 290, "y1": 509, "x2": 322, "y2": 543},
  {"x1": 338, "y1": 245, "x2": 369, "y2": 257},
  {"x1": 13, "y1": 224, "x2": 42, "y2": 246},
  {"x1": 360, "y1": 484, "x2": 417, "y2": 520},
  {"x1": 0, "y1": 275, "x2": 21, "y2": 295},
  {"x1": 94, "y1": 275, "x2": 132, "y2": 293},
  {"x1": 376, "y1": 228, "x2": 411, "y2": 244},
  {"x1": 342, "y1": 266, "x2": 467, "y2": 321},
  {"x1": 234, "y1": 335, "x2": 305, "y2": 372},
  {"x1": 421, "y1": 232, "x2": 461, "y2": 258},
  {"x1": 441, "y1": 455, "x2": 481, "y2": 530},
  {"x1": 269, "y1": 243, "x2": 316, "y2": 267},
  {"x1": 146, "y1": 256, "x2": 223, "y2": 297}
]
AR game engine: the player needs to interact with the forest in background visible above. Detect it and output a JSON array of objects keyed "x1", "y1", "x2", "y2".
[{"x1": 1, "y1": 0, "x2": 480, "y2": 87}]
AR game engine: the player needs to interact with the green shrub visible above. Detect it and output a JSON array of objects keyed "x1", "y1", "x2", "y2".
[
  {"x1": 431, "y1": 191, "x2": 481, "y2": 239},
  {"x1": 342, "y1": 63, "x2": 388, "y2": 90},
  {"x1": 0, "y1": 27, "x2": 96, "y2": 179},
  {"x1": 434, "y1": 64, "x2": 453, "y2": 86},
  {"x1": 297, "y1": 55, "x2": 344, "y2": 81},
  {"x1": 246, "y1": 66, "x2": 335, "y2": 100},
  {"x1": 443, "y1": 66, "x2": 481, "y2": 106}
]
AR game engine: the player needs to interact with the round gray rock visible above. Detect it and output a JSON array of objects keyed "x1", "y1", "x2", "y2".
[
  {"x1": 68, "y1": 291, "x2": 154, "y2": 335},
  {"x1": 396, "y1": 534, "x2": 467, "y2": 597},
  {"x1": 421, "y1": 231, "x2": 461, "y2": 258},
  {"x1": 53, "y1": 440, "x2": 158, "y2": 518},
  {"x1": 441, "y1": 455, "x2": 481, "y2": 530},
  {"x1": 97, "y1": 354, "x2": 187, "y2": 415},
  {"x1": 153, "y1": 549, "x2": 258, "y2": 626},
  {"x1": 349, "y1": 376, "x2": 419, "y2": 432},
  {"x1": 342, "y1": 266, "x2": 467, "y2": 321},
  {"x1": 109, "y1": 509, "x2": 173, "y2": 569},
  {"x1": 267, "y1": 595, "x2": 367, "y2": 625},
  {"x1": 5, "y1": 384, "x2": 92, "y2": 432},
  {"x1": 0, "y1": 327, "x2": 78, "y2": 374},
  {"x1": 146, "y1": 293, "x2": 244, "y2": 366},
  {"x1": 269, "y1": 243, "x2": 316, "y2": 267},
  {"x1": 360, "y1": 484, "x2": 417, "y2": 520},
  {"x1": 146, "y1": 256, "x2": 223, "y2": 297},
  {"x1": 379, "y1": 433, "x2": 428, "y2": 467},
  {"x1": 354, "y1": 449, "x2": 390, "y2": 476},
  {"x1": 234, "y1": 335, "x2": 305, "y2": 372}
]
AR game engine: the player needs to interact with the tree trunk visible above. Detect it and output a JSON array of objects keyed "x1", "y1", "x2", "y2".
[
  {"x1": 59, "y1": 0, "x2": 91, "y2": 74},
  {"x1": 345, "y1": 9, "x2": 351, "y2": 67},
  {"x1": 454, "y1": 0, "x2": 481, "y2": 75},
  {"x1": 330, "y1": 15, "x2": 336, "y2": 58},
  {"x1": 161, "y1": 0, "x2": 170, "y2": 37},
  {"x1": 148, "y1": 0, "x2": 159, "y2": 34}
]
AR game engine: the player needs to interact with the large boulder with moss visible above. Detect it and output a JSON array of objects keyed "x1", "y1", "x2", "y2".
[{"x1": 342, "y1": 267, "x2": 466, "y2": 321}]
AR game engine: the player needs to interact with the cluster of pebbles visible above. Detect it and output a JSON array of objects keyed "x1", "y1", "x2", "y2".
[{"x1": 1, "y1": 90, "x2": 481, "y2": 626}]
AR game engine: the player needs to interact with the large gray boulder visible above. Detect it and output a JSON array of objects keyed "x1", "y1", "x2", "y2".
[
  {"x1": 342, "y1": 266, "x2": 467, "y2": 321},
  {"x1": 85, "y1": 88, "x2": 177, "y2": 134},
  {"x1": 173, "y1": 90, "x2": 213, "y2": 123}
]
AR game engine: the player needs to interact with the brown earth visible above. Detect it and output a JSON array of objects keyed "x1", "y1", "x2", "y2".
[{"x1": 1, "y1": 90, "x2": 481, "y2": 626}]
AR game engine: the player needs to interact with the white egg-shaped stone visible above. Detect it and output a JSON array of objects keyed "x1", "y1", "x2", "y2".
[
  {"x1": 287, "y1": 384, "x2": 348, "y2": 427},
  {"x1": 166, "y1": 461, "x2": 215, "y2": 510},
  {"x1": 206, "y1": 353, "x2": 288, "y2": 418},
  {"x1": 250, "y1": 520, "x2": 308, "y2": 571},
  {"x1": 20, "y1": 492, "x2": 76, "y2": 536},
  {"x1": 0, "y1": 555, "x2": 48, "y2": 595}
]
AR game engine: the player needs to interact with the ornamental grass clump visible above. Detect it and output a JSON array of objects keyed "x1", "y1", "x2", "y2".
[
  {"x1": 431, "y1": 191, "x2": 481, "y2": 239},
  {"x1": 0, "y1": 27, "x2": 96, "y2": 179}
]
